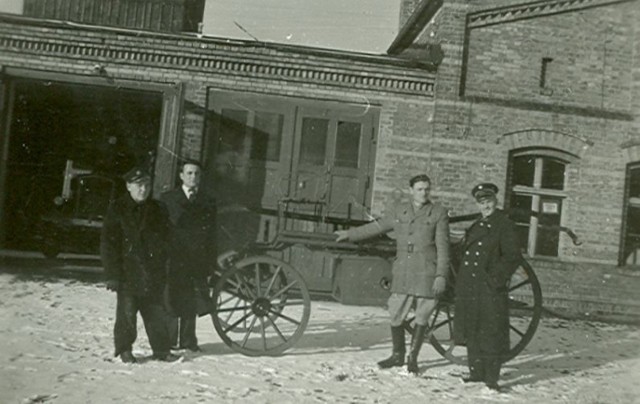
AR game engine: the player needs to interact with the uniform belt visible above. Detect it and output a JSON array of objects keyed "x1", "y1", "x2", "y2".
[{"x1": 397, "y1": 244, "x2": 435, "y2": 253}]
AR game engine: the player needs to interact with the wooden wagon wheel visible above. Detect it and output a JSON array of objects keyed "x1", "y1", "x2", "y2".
[
  {"x1": 407, "y1": 259, "x2": 542, "y2": 365},
  {"x1": 211, "y1": 255, "x2": 311, "y2": 356}
]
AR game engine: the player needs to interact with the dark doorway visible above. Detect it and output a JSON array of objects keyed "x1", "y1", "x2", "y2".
[{"x1": 3, "y1": 79, "x2": 163, "y2": 253}]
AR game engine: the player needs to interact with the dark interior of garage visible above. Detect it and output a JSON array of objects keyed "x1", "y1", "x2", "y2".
[{"x1": 2, "y1": 79, "x2": 163, "y2": 255}]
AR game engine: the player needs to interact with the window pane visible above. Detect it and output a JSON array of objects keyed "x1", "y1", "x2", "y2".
[
  {"x1": 251, "y1": 112, "x2": 283, "y2": 162},
  {"x1": 535, "y1": 197, "x2": 562, "y2": 256},
  {"x1": 512, "y1": 155, "x2": 535, "y2": 186},
  {"x1": 219, "y1": 109, "x2": 248, "y2": 153},
  {"x1": 335, "y1": 121, "x2": 361, "y2": 168},
  {"x1": 299, "y1": 118, "x2": 328, "y2": 166},
  {"x1": 541, "y1": 157, "x2": 566, "y2": 190},
  {"x1": 509, "y1": 193, "x2": 532, "y2": 253},
  {"x1": 623, "y1": 165, "x2": 640, "y2": 265},
  {"x1": 509, "y1": 193, "x2": 533, "y2": 224}
]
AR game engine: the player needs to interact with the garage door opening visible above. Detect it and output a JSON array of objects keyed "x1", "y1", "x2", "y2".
[{"x1": 2, "y1": 79, "x2": 163, "y2": 255}]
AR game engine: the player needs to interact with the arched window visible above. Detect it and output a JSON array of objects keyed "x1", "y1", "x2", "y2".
[{"x1": 506, "y1": 148, "x2": 576, "y2": 257}]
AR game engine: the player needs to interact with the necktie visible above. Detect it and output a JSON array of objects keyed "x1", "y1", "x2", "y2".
[{"x1": 188, "y1": 188, "x2": 196, "y2": 202}]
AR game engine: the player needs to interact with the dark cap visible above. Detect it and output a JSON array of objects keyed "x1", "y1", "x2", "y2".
[
  {"x1": 122, "y1": 166, "x2": 151, "y2": 183},
  {"x1": 472, "y1": 183, "x2": 499, "y2": 201}
]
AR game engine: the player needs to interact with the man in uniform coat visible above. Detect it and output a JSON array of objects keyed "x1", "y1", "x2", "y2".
[
  {"x1": 453, "y1": 183, "x2": 522, "y2": 391},
  {"x1": 335, "y1": 174, "x2": 450, "y2": 374},
  {"x1": 160, "y1": 159, "x2": 216, "y2": 352},
  {"x1": 101, "y1": 167, "x2": 179, "y2": 363}
]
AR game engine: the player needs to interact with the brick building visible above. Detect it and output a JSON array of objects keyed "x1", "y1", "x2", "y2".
[
  {"x1": 0, "y1": 0, "x2": 638, "y2": 321},
  {"x1": 389, "y1": 0, "x2": 640, "y2": 321}
]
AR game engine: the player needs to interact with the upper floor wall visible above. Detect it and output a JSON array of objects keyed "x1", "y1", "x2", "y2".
[{"x1": 462, "y1": 0, "x2": 636, "y2": 116}]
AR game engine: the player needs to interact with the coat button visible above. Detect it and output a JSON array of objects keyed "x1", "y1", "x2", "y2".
[
  {"x1": 464, "y1": 261, "x2": 469, "y2": 265},
  {"x1": 478, "y1": 242, "x2": 482, "y2": 246},
  {"x1": 466, "y1": 251, "x2": 470, "y2": 255},
  {"x1": 475, "y1": 252, "x2": 480, "y2": 256},
  {"x1": 474, "y1": 262, "x2": 478, "y2": 266}
]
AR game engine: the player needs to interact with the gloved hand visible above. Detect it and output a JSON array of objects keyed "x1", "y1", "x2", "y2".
[
  {"x1": 432, "y1": 276, "x2": 446, "y2": 297},
  {"x1": 106, "y1": 280, "x2": 119, "y2": 292}
]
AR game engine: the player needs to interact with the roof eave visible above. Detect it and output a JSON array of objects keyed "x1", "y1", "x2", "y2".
[{"x1": 387, "y1": 0, "x2": 444, "y2": 56}]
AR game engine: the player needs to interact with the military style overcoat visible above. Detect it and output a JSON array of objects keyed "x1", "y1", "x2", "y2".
[
  {"x1": 160, "y1": 188, "x2": 216, "y2": 317},
  {"x1": 100, "y1": 194, "x2": 170, "y2": 296},
  {"x1": 453, "y1": 209, "x2": 522, "y2": 359},
  {"x1": 347, "y1": 199, "x2": 450, "y2": 298}
]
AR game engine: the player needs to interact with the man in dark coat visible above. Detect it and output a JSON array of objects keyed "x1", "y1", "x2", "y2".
[
  {"x1": 101, "y1": 167, "x2": 179, "y2": 363},
  {"x1": 160, "y1": 159, "x2": 216, "y2": 352},
  {"x1": 336, "y1": 174, "x2": 450, "y2": 374},
  {"x1": 453, "y1": 183, "x2": 522, "y2": 391}
]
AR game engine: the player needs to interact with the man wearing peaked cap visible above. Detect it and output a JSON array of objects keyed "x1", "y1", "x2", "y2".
[
  {"x1": 101, "y1": 165, "x2": 180, "y2": 363},
  {"x1": 122, "y1": 166, "x2": 151, "y2": 183},
  {"x1": 471, "y1": 183, "x2": 499, "y2": 201},
  {"x1": 453, "y1": 182, "x2": 521, "y2": 391}
]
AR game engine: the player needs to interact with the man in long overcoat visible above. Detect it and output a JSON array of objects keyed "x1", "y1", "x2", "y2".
[
  {"x1": 453, "y1": 183, "x2": 522, "y2": 391},
  {"x1": 101, "y1": 167, "x2": 179, "y2": 363},
  {"x1": 160, "y1": 159, "x2": 216, "y2": 351},
  {"x1": 335, "y1": 174, "x2": 450, "y2": 374}
]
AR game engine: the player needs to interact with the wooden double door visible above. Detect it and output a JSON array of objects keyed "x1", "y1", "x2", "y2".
[{"x1": 205, "y1": 90, "x2": 380, "y2": 291}]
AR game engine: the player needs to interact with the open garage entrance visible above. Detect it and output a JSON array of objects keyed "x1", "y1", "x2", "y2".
[{"x1": 0, "y1": 77, "x2": 164, "y2": 255}]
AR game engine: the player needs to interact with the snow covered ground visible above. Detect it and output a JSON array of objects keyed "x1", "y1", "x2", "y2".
[{"x1": 1, "y1": 271, "x2": 639, "y2": 404}]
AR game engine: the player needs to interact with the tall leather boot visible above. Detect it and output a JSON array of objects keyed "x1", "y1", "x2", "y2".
[
  {"x1": 377, "y1": 326, "x2": 405, "y2": 369},
  {"x1": 406, "y1": 324, "x2": 428, "y2": 374}
]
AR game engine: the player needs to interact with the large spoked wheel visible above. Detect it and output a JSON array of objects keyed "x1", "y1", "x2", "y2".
[
  {"x1": 211, "y1": 255, "x2": 311, "y2": 356},
  {"x1": 426, "y1": 259, "x2": 542, "y2": 365}
]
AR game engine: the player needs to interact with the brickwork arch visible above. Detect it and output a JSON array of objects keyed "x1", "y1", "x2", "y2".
[{"x1": 498, "y1": 129, "x2": 593, "y2": 158}]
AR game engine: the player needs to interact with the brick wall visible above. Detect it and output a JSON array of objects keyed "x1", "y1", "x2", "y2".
[{"x1": 398, "y1": 0, "x2": 640, "y2": 321}]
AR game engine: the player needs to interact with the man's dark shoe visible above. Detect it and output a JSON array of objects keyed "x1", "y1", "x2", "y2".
[
  {"x1": 120, "y1": 351, "x2": 137, "y2": 364},
  {"x1": 377, "y1": 352, "x2": 405, "y2": 369},
  {"x1": 486, "y1": 382, "x2": 501, "y2": 391},
  {"x1": 152, "y1": 352, "x2": 182, "y2": 362},
  {"x1": 462, "y1": 376, "x2": 483, "y2": 383}
]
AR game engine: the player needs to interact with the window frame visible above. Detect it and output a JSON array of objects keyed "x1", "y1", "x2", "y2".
[
  {"x1": 619, "y1": 161, "x2": 640, "y2": 268},
  {"x1": 506, "y1": 148, "x2": 576, "y2": 257}
]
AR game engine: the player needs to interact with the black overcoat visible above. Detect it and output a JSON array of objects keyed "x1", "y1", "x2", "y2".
[
  {"x1": 100, "y1": 194, "x2": 170, "y2": 296},
  {"x1": 160, "y1": 188, "x2": 216, "y2": 317},
  {"x1": 453, "y1": 209, "x2": 521, "y2": 359}
]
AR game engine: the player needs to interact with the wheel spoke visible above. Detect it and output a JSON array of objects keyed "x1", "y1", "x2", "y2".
[
  {"x1": 224, "y1": 311, "x2": 254, "y2": 333},
  {"x1": 268, "y1": 279, "x2": 298, "y2": 301},
  {"x1": 254, "y1": 263, "x2": 262, "y2": 297},
  {"x1": 223, "y1": 296, "x2": 243, "y2": 325},
  {"x1": 241, "y1": 316, "x2": 259, "y2": 348},
  {"x1": 218, "y1": 293, "x2": 241, "y2": 307},
  {"x1": 259, "y1": 317, "x2": 267, "y2": 351},
  {"x1": 266, "y1": 315, "x2": 288, "y2": 342},
  {"x1": 234, "y1": 274, "x2": 257, "y2": 300},
  {"x1": 271, "y1": 299, "x2": 306, "y2": 307},
  {"x1": 268, "y1": 308, "x2": 301, "y2": 326},
  {"x1": 264, "y1": 265, "x2": 283, "y2": 296},
  {"x1": 509, "y1": 278, "x2": 531, "y2": 292},
  {"x1": 509, "y1": 323, "x2": 525, "y2": 337},
  {"x1": 429, "y1": 306, "x2": 442, "y2": 329},
  {"x1": 216, "y1": 305, "x2": 253, "y2": 313}
]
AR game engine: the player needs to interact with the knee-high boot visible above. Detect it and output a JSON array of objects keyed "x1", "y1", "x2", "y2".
[
  {"x1": 407, "y1": 324, "x2": 428, "y2": 374},
  {"x1": 377, "y1": 326, "x2": 405, "y2": 369}
]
